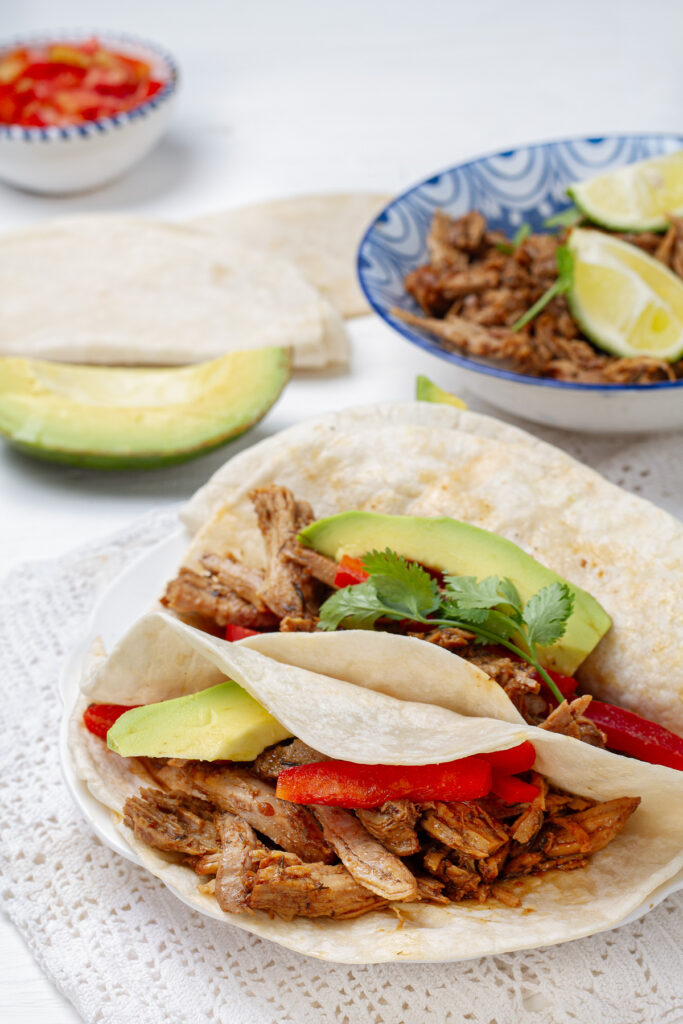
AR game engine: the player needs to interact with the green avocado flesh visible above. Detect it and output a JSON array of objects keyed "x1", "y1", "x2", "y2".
[
  {"x1": 107, "y1": 681, "x2": 292, "y2": 761},
  {"x1": 415, "y1": 375, "x2": 467, "y2": 408},
  {"x1": 0, "y1": 347, "x2": 290, "y2": 469},
  {"x1": 299, "y1": 512, "x2": 611, "y2": 675}
]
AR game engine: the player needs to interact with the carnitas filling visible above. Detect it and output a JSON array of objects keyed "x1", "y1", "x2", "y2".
[
  {"x1": 393, "y1": 209, "x2": 683, "y2": 384},
  {"x1": 120, "y1": 746, "x2": 639, "y2": 920},
  {"x1": 161, "y1": 484, "x2": 606, "y2": 746}
]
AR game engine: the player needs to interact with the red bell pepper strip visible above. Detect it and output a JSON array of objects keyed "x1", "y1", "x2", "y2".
[
  {"x1": 490, "y1": 771, "x2": 540, "y2": 803},
  {"x1": 583, "y1": 700, "x2": 683, "y2": 771},
  {"x1": 478, "y1": 740, "x2": 536, "y2": 774},
  {"x1": 333, "y1": 555, "x2": 369, "y2": 588},
  {"x1": 276, "y1": 756, "x2": 492, "y2": 808},
  {"x1": 83, "y1": 703, "x2": 140, "y2": 742},
  {"x1": 224, "y1": 624, "x2": 260, "y2": 642}
]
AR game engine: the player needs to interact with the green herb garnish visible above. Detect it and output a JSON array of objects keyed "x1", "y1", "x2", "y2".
[
  {"x1": 511, "y1": 245, "x2": 574, "y2": 332},
  {"x1": 318, "y1": 549, "x2": 573, "y2": 704},
  {"x1": 544, "y1": 206, "x2": 583, "y2": 230},
  {"x1": 495, "y1": 222, "x2": 532, "y2": 255}
]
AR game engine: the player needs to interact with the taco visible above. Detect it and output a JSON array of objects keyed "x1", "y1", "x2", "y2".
[
  {"x1": 160, "y1": 401, "x2": 683, "y2": 759},
  {"x1": 71, "y1": 611, "x2": 683, "y2": 963}
]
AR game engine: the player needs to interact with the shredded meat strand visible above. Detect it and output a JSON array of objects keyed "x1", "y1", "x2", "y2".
[
  {"x1": 250, "y1": 486, "x2": 320, "y2": 619},
  {"x1": 154, "y1": 761, "x2": 334, "y2": 864},
  {"x1": 213, "y1": 812, "x2": 265, "y2": 913},
  {"x1": 541, "y1": 696, "x2": 607, "y2": 746},
  {"x1": 122, "y1": 788, "x2": 218, "y2": 856},
  {"x1": 312, "y1": 805, "x2": 418, "y2": 901},
  {"x1": 356, "y1": 800, "x2": 421, "y2": 856},
  {"x1": 200, "y1": 553, "x2": 269, "y2": 612},
  {"x1": 248, "y1": 851, "x2": 387, "y2": 920},
  {"x1": 252, "y1": 739, "x2": 326, "y2": 781},
  {"x1": 162, "y1": 567, "x2": 277, "y2": 629}
]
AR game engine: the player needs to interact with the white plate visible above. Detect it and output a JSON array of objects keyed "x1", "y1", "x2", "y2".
[{"x1": 60, "y1": 521, "x2": 683, "y2": 960}]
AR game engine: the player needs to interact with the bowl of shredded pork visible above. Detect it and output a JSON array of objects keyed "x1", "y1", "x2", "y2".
[{"x1": 358, "y1": 134, "x2": 683, "y2": 432}]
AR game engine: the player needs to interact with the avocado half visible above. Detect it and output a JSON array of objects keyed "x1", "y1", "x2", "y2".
[{"x1": 0, "y1": 347, "x2": 290, "y2": 469}]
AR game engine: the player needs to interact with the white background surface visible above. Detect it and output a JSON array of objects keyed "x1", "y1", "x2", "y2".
[{"x1": 1, "y1": 1, "x2": 682, "y2": 1020}]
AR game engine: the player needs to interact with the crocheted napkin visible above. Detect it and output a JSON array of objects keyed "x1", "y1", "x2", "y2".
[{"x1": 2, "y1": 436, "x2": 682, "y2": 1024}]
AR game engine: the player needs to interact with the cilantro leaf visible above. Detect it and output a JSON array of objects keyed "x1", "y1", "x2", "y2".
[
  {"x1": 496, "y1": 577, "x2": 523, "y2": 615},
  {"x1": 512, "y1": 245, "x2": 574, "y2": 332},
  {"x1": 522, "y1": 583, "x2": 574, "y2": 648},
  {"x1": 439, "y1": 600, "x2": 490, "y2": 626},
  {"x1": 544, "y1": 206, "x2": 583, "y2": 230},
  {"x1": 443, "y1": 574, "x2": 506, "y2": 610},
  {"x1": 495, "y1": 222, "x2": 531, "y2": 255},
  {"x1": 361, "y1": 549, "x2": 440, "y2": 619},
  {"x1": 317, "y1": 582, "x2": 386, "y2": 630}
]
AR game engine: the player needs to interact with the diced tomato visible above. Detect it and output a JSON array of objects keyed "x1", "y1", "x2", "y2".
[
  {"x1": 478, "y1": 740, "x2": 536, "y2": 774},
  {"x1": 490, "y1": 771, "x2": 540, "y2": 803},
  {"x1": 0, "y1": 40, "x2": 165, "y2": 126},
  {"x1": 333, "y1": 555, "x2": 369, "y2": 588},
  {"x1": 584, "y1": 700, "x2": 683, "y2": 771},
  {"x1": 224, "y1": 624, "x2": 260, "y2": 641},
  {"x1": 276, "y1": 756, "x2": 491, "y2": 808},
  {"x1": 83, "y1": 703, "x2": 140, "y2": 741}
]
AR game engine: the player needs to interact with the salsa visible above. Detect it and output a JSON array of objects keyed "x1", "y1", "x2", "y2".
[{"x1": 0, "y1": 38, "x2": 165, "y2": 128}]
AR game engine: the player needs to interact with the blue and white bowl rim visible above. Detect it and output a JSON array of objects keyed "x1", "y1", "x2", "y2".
[
  {"x1": 0, "y1": 30, "x2": 179, "y2": 142},
  {"x1": 357, "y1": 132, "x2": 683, "y2": 393}
]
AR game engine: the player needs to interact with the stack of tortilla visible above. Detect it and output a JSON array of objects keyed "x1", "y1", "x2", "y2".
[{"x1": 0, "y1": 194, "x2": 389, "y2": 369}]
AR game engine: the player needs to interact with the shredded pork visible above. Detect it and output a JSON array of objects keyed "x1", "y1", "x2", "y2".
[
  {"x1": 122, "y1": 748, "x2": 640, "y2": 921},
  {"x1": 396, "y1": 210, "x2": 683, "y2": 384}
]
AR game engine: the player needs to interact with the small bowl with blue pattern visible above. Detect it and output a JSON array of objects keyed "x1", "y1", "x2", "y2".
[
  {"x1": 0, "y1": 31, "x2": 179, "y2": 195},
  {"x1": 358, "y1": 134, "x2": 683, "y2": 433}
]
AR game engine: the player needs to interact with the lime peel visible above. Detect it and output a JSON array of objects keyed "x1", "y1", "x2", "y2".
[
  {"x1": 569, "y1": 151, "x2": 683, "y2": 233},
  {"x1": 567, "y1": 228, "x2": 683, "y2": 362}
]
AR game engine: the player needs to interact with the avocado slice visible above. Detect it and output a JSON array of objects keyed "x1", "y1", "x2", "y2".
[
  {"x1": 0, "y1": 347, "x2": 290, "y2": 469},
  {"x1": 107, "y1": 681, "x2": 293, "y2": 761},
  {"x1": 416, "y1": 375, "x2": 467, "y2": 409},
  {"x1": 299, "y1": 512, "x2": 611, "y2": 675}
]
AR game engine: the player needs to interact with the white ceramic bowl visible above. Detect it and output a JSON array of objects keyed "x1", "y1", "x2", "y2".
[
  {"x1": 0, "y1": 31, "x2": 179, "y2": 194},
  {"x1": 358, "y1": 134, "x2": 683, "y2": 434}
]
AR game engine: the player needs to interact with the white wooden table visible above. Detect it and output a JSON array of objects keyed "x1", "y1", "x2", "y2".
[{"x1": 2, "y1": 0, "x2": 682, "y2": 1020}]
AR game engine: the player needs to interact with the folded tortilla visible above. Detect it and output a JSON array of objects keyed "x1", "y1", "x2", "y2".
[
  {"x1": 191, "y1": 193, "x2": 392, "y2": 317},
  {"x1": 179, "y1": 402, "x2": 683, "y2": 734},
  {"x1": 0, "y1": 215, "x2": 348, "y2": 369},
  {"x1": 71, "y1": 612, "x2": 683, "y2": 964}
]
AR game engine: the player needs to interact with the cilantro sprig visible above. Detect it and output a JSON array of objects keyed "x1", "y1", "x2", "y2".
[
  {"x1": 495, "y1": 222, "x2": 532, "y2": 255},
  {"x1": 511, "y1": 245, "x2": 574, "y2": 332},
  {"x1": 544, "y1": 206, "x2": 583, "y2": 230},
  {"x1": 318, "y1": 549, "x2": 574, "y2": 704}
]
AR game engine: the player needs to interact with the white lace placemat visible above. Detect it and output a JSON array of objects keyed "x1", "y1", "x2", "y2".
[{"x1": 1, "y1": 470, "x2": 682, "y2": 1024}]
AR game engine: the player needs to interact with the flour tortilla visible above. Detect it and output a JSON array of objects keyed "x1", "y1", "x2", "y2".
[
  {"x1": 71, "y1": 613, "x2": 683, "y2": 964},
  {"x1": 191, "y1": 193, "x2": 391, "y2": 317},
  {"x1": 0, "y1": 215, "x2": 349, "y2": 369},
  {"x1": 179, "y1": 401, "x2": 683, "y2": 734}
]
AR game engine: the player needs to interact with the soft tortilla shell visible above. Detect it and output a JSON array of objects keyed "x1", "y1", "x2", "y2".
[
  {"x1": 180, "y1": 402, "x2": 683, "y2": 734},
  {"x1": 0, "y1": 215, "x2": 348, "y2": 369},
  {"x1": 191, "y1": 193, "x2": 391, "y2": 317},
  {"x1": 72, "y1": 614, "x2": 683, "y2": 964}
]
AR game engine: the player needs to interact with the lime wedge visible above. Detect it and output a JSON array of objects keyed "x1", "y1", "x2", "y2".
[
  {"x1": 567, "y1": 228, "x2": 683, "y2": 361},
  {"x1": 568, "y1": 151, "x2": 683, "y2": 232}
]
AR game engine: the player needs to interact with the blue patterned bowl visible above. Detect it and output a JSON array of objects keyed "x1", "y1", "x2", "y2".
[{"x1": 358, "y1": 134, "x2": 683, "y2": 433}]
